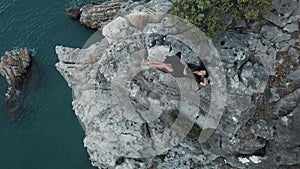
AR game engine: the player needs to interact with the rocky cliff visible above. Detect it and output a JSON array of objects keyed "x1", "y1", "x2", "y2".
[
  {"x1": 0, "y1": 48, "x2": 32, "y2": 122},
  {"x1": 56, "y1": 0, "x2": 300, "y2": 168}
]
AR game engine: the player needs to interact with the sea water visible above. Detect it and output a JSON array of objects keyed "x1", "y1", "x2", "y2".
[{"x1": 0, "y1": 0, "x2": 106, "y2": 168}]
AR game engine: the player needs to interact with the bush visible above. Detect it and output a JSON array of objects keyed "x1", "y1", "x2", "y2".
[{"x1": 171, "y1": 0, "x2": 274, "y2": 38}]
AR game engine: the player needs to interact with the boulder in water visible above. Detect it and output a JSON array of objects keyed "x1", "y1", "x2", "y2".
[
  {"x1": 0, "y1": 48, "x2": 31, "y2": 88},
  {"x1": 0, "y1": 48, "x2": 32, "y2": 122},
  {"x1": 66, "y1": 7, "x2": 81, "y2": 20}
]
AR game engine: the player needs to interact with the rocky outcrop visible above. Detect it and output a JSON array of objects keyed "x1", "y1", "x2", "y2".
[
  {"x1": 66, "y1": 0, "x2": 132, "y2": 29},
  {"x1": 0, "y1": 48, "x2": 32, "y2": 122},
  {"x1": 56, "y1": 4, "x2": 222, "y2": 167},
  {"x1": 66, "y1": 7, "x2": 81, "y2": 20},
  {"x1": 56, "y1": 0, "x2": 300, "y2": 168},
  {"x1": 0, "y1": 48, "x2": 31, "y2": 88},
  {"x1": 264, "y1": 0, "x2": 300, "y2": 28},
  {"x1": 288, "y1": 67, "x2": 300, "y2": 82}
]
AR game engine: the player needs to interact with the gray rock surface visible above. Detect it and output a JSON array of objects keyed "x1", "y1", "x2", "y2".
[
  {"x1": 0, "y1": 48, "x2": 31, "y2": 87},
  {"x1": 57, "y1": 1, "x2": 225, "y2": 167},
  {"x1": 283, "y1": 23, "x2": 299, "y2": 33},
  {"x1": 265, "y1": 0, "x2": 300, "y2": 28},
  {"x1": 288, "y1": 67, "x2": 300, "y2": 82},
  {"x1": 260, "y1": 25, "x2": 293, "y2": 52},
  {"x1": 269, "y1": 88, "x2": 280, "y2": 103},
  {"x1": 68, "y1": 0, "x2": 132, "y2": 29},
  {"x1": 56, "y1": 0, "x2": 300, "y2": 168},
  {"x1": 66, "y1": 7, "x2": 81, "y2": 20},
  {"x1": 288, "y1": 47, "x2": 299, "y2": 62},
  {"x1": 67, "y1": 0, "x2": 177, "y2": 30},
  {"x1": 271, "y1": 89, "x2": 300, "y2": 166}
]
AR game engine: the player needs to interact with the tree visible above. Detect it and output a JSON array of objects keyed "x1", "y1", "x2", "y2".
[{"x1": 171, "y1": 0, "x2": 274, "y2": 38}]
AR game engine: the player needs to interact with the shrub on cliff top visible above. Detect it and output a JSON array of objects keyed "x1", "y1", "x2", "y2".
[{"x1": 171, "y1": 0, "x2": 274, "y2": 38}]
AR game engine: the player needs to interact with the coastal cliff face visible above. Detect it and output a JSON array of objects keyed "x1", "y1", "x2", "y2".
[{"x1": 56, "y1": 0, "x2": 300, "y2": 168}]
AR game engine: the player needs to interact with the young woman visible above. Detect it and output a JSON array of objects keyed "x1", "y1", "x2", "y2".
[{"x1": 147, "y1": 52, "x2": 208, "y2": 88}]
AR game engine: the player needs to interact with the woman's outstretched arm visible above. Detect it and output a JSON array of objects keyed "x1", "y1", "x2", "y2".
[{"x1": 147, "y1": 62, "x2": 174, "y2": 72}]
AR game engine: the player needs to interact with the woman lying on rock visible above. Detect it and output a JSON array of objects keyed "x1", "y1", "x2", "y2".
[{"x1": 147, "y1": 52, "x2": 208, "y2": 89}]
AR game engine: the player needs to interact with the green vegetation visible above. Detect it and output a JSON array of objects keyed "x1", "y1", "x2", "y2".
[{"x1": 171, "y1": 0, "x2": 274, "y2": 37}]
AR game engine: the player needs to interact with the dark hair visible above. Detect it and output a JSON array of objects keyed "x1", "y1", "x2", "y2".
[{"x1": 175, "y1": 52, "x2": 181, "y2": 58}]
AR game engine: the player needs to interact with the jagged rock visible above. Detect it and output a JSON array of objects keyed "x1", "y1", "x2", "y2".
[
  {"x1": 269, "y1": 88, "x2": 280, "y2": 103},
  {"x1": 268, "y1": 89, "x2": 300, "y2": 166},
  {"x1": 66, "y1": 7, "x2": 81, "y2": 20},
  {"x1": 212, "y1": 32, "x2": 252, "y2": 94},
  {"x1": 250, "y1": 36, "x2": 277, "y2": 76},
  {"x1": 260, "y1": 25, "x2": 291, "y2": 44},
  {"x1": 153, "y1": 143, "x2": 222, "y2": 169},
  {"x1": 288, "y1": 67, "x2": 300, "y2": 82},
  {"x1": 223, "y1": 95, "x2": 300, "y2": 168},
  {"x1": 67, "y1": 0, "x2": 177, "y2": 30},
  {"x1": 283, "y1": 23, "x2": 299, "y2": 33},
  {"x1": 56, "y1": 0, "x2": 300, "y2": 168},
  {"x1": 0, "y1": 48, "x2": 31, "y2": 87},
  {"x1": 240, "y1": 62, "x2": 269, "y2": 94},
  {"x1": 79, "y1": 0, "x2": 131, "y2": 29},
  {"x1": 255, "y1": 24, "x2": 296, "y2": 76},
  {"x1": 213, "y1": 32, "x2": 250, "y2": 69},
  {"x1": 274, "y1": 88, "x2": 300, "y2": 117},
  {"x1": 288, "y1": 47, "x2": 299, "y2": 62},
  {"x1": 265, "y1": 0, "x2": 300, "y2": 28},
  {"x1": 56, "y1": 2, "x2": 223, "y2": 167},
  {"x1": 250, "y1": 119, "x2": 273, "y2": 140},
  {"x1": 117, "y1": 0, "x2": 174, "y2": 16}
]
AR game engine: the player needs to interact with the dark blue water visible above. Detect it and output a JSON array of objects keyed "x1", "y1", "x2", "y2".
[{"x1": 0, "y1": 0, "x2": 103, "y2": 168}]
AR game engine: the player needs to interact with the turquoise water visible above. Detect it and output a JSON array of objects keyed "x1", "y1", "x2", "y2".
[{"x1": 0, "y1": 0, "x2": 104, "y2": 168}]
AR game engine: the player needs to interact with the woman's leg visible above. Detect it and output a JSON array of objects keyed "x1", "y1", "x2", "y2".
[
  {"x1": 147, "y1": 61, "x2": 165, "y2": 65},
  {"x1": 147, "y1": 62, "x2": 173, "y2": 72}
]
